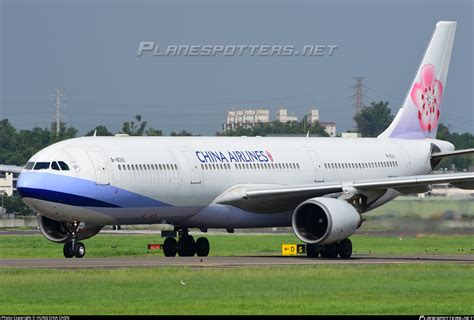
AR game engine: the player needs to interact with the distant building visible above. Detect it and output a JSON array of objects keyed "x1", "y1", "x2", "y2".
[
  {"x1": 320, "y1": 122, "x2": 336, "y2": 137},
  {"x1": 276, "y1": 108, "x2": 298, "y2": 123},
  {"x1": 224, "y1": 109, "x2": 270, "y2": 131},
  {"x1": 307, "y1": 109, "x2": 320, "y2": 124},
  {"x1": 307, "y1": 108, "x2": 336, "y2": 137},
  {"x1": 0, "y1": 165, "x2": 23, "y2": 196},
  {"x1": 341, "y1": 132, "x2": 361, "y2": 138}
]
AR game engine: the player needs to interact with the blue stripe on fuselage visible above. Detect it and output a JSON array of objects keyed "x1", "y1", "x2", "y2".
[
  {"x1": 17, "y1": 172, "x2": 172, "y2": 208},
  {"x1": 18, "y1": 187, "x2": 121, "y2": 208}
]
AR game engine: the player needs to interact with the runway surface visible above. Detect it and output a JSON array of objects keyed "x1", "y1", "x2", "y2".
[{"x1": 0, "y1": 254, "x2": 472, "y2": 269}]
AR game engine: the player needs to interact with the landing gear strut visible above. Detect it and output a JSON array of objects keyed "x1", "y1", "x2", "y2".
[
  {"x1": 62, "y1": 221, "x2": 86, "y2": 259},
  {"x1": 306, "y1": 238, "x2": 353, "y2": 259},
  {"x1": 162, "y1": 228, "x2": 210, "y2": 257}
]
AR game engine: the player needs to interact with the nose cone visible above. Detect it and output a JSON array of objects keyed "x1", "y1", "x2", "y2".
[{"x1": 17, "y1": 171, "x2": 43, "y2": 200}]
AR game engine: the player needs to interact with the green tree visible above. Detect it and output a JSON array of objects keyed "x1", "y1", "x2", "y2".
[
  {"x1": 145, "y1": 128, "x2": 163, "y2": 136},
  {"x1": 121, "y1": 115, "x2": 162, "y2": 136},
  {"x1": 2, "y1": 194, "x2": 33, "y2": 215},
  {"x1": 121, "y1": 115, "x2": 148, "y2": 136},
  {"x1": 170, "y1": 130, "x2": 193, "y2": 136},
  {"x1": 436, "y1": 123, "x2": 473, "y2": 171},
  {"x1": 221, "y1": 119, "x2": 329, "y2": 137},
  {"x1": 354, "y1": 101, "x2": 394, "y2": 137},
  {"x1": 85, "y1": 125, "x2": 113, "y2": 136}
]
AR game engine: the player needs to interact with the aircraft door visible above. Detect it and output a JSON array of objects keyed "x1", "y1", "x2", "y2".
[
  {"x1": 306, "y1": 149, "x2": 325, "y2": 183},
  {"x1": 182, "y1": 150, "x2": 202, "y2": 184},
  {"x1": 87, "y1": 150, "x2": 110, "y2": 185}
]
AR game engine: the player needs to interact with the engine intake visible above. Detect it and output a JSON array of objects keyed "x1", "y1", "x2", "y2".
[
  {"x1": 38, "y1": 215, "x2": 103, "y2": 243},
  {"x1": 292, "y1": 197, "x2": 361, "y2": 245}
]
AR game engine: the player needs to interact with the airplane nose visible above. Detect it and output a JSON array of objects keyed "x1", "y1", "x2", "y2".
[{"x1": 17, "y1": 171, "x2": 43, "y2": 199}]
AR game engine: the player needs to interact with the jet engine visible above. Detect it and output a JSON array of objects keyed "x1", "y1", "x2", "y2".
[
  {"x1": 38, "y1": 215, "x2": 103, "y2": 243},
  {"x1": 291, "y1": 197, "x2": 361, "y2": 245}
]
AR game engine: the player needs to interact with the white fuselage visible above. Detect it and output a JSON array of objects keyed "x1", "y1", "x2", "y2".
[{"x1": 17, "y1": 136, "x2": 453, "y2": 228}]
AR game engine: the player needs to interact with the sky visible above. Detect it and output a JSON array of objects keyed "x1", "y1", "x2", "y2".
[{"x1": 1, "y1": 0, "x2": 472, "y2": 135}]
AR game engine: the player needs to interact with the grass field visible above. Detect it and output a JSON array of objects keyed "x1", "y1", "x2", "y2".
[
  {"x1": 0, "y1": 264, "x2": 472, "y2": 314},
  {"x1": 370, "y1": 198, "x2": 474, "y2": 218},
  {"x1": 0, "y1": 234, "x2": 472, "y2": 315},
  {"x1": 0, "y1": 233, "x2": 472, "y2": 258}
]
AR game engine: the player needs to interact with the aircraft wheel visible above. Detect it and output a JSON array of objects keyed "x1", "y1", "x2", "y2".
[
  {"x1": 195, "y1": 237, "x2": 210, "y2": 257},
  {"x1": 338, "y1": 238, "x2": 353, "y2": 259},
  {"x1": 320, "y1": 243, "x2": 339, "y2": 258},
  {"x1": 163, "y1": 237, "x2": 177, "y2": 257},
  {"x1": 63, "y1": 242, "x2": 74, "y2": 258},
  {"x1": 178, "y1": 235, "x2": 196, "y2": 257},
  {"x1": 74, "y1": 242, "x2": 86, "y2": 258},
  {"x1": 306, "y1": 244, "x2": 319, "y2": 258}
]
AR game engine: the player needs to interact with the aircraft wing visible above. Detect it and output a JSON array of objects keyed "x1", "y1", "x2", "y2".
[{"x1": 215, "y1": 172, "x2": 474, "y2": 213}]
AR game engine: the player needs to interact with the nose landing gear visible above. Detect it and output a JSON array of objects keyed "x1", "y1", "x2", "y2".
[{"x1": 62, "y1": 221, "x2": 86, "y2": 259}]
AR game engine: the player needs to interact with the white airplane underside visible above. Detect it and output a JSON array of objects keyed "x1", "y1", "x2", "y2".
[{"x1": 16, "y1": 21, "x2": 474, "y2": 259}]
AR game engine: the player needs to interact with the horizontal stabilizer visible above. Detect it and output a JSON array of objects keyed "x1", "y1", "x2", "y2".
[{"x1": 431, "y1": 148, "x2": 474, "y2": 160}]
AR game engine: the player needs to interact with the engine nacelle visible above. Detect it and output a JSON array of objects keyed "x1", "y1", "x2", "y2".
[
  {"x1": 38, "y1": 215, "x2": 103, "y2": 243},
  {"x1": 292, "y1": 197, "x2": 361, "y2": 245}
]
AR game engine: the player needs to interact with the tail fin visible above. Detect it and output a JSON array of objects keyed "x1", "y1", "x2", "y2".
[{"x1": 379, "y1": 21, "x2": 456, "y2": 139}]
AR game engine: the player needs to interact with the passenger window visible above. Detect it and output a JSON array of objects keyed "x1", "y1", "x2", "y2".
[
  {"x1": 34, "y1": 162, "x2": 50, "y2": 170},
  {"x1": 118, "y1": 164, "x2": 122, "y2": 171},
  {"x1": 127, "y1": 164, "x2": 131, "y2": 170},
  {"x1": 51, "y1": 162, "x2": 60, "y2": 171}
]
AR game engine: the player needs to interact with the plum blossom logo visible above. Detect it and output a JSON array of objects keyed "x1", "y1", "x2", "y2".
[{"x1": 410, "y1": 64, "x2": 443, "y2": 133}]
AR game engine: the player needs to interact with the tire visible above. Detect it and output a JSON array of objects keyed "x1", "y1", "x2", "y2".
[
  {"x1": 195, "y1": 237, "x2": 210, "y2": 257},
  {"x1": 338, "y1": 238, "x2": 353, "y2": 259},
  {"x1": 163, "y1": 237, "x2": 177, "y2": 257},
  {"x1": 178, "y1": 235, "x2": 196, "y2": 257},
  {"x1": 306, "y1": 244, "x2": 319, "y2": 258},
  {"x1": 74, "y1": 242, "x2": 86, "y2": 258},
  {"x1": 320, "y1": 243, "x2": 339, "y2": 258},
  {"x1": 63, "y1": 242, "x2": 74, "y2": 258}
]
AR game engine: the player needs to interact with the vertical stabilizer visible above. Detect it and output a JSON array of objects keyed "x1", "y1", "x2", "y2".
[{"x1": 379, "y1": 21, "x2": 456, "y2": 139}]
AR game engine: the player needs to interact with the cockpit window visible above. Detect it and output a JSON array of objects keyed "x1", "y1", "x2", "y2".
[
  {"x1": 25, "y1": 162, "x2": 35, "y2": 170},
  {"x1": 51, "y1": 162, "x2": 60, "y2": 171},
  {"x1": 34, "y1": 162, "x2": 50, "y2": 170},
  {"x1": 58, "y1": 161, "x2": 70, "y2": 170}
]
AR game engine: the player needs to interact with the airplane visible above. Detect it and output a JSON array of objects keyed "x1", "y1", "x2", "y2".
[{"x1": 17, "y1": 21, "x2": 474, "y2": 259}]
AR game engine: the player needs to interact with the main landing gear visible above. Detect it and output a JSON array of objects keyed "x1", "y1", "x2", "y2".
[
  {"x1": 163, "y1": 228, "x2": 210, "y2": 257},
  {"x1": 62, "y1": 221, "x2": 86, "y2": 259},
  {"x1": 306, "y1": 238, "x2": 353, "y2": 259}
]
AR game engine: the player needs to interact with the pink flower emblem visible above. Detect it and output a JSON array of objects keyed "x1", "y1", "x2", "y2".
[{"x1": 410, "y1": 64, "x2": 443, "y2": 133}]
